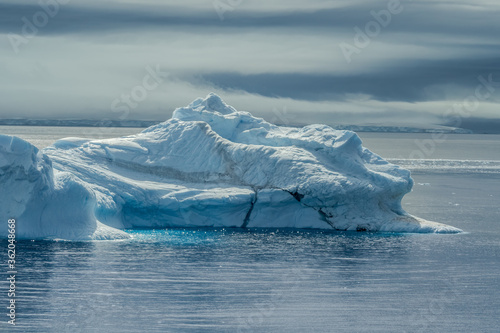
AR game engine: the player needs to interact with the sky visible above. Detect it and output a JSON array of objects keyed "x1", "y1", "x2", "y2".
[{"x1": 1, "y1": 0, "x2": 499, "y2": 129}]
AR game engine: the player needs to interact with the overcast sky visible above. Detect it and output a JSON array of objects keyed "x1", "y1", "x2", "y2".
[{"x1": 1, "y1": 0, "x2": 499, "y2": 128}]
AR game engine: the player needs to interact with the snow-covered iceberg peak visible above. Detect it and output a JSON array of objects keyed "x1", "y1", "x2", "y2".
[
  {"x1": 39, "y1": 93, "x2": 460, "y2": 234},
  {"x1": 180, "y1": 92, "x2": 237, "y2": 115}
]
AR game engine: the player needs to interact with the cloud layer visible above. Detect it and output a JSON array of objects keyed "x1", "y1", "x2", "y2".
[{"x1": 1, "y1": 0, "x2": 499, "y2": 128}]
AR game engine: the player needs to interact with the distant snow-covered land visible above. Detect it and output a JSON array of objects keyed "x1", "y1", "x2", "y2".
[
  {"x1": 0, "y1": 118, "x2": 474, "y2": 134},
  {"x1": 0, "y1": 119, "x2": 158, "y2": 128}
]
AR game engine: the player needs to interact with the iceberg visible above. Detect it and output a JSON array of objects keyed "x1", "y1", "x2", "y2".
[{"x1": 1, "y1": 94, "x2": 461, "y2": 240}]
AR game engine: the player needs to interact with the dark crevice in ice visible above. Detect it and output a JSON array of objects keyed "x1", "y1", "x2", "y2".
[
  {"x1": 286, "y1": 190, "x2": 305, "y2": 203},
  {"x1": 291, "y1": 191, "x2": 304, "y2": 202},
  {"x1": 286, "y1": 190, "x2": 336, "y2": 230},
  {"x1": 317, "y1": 208, "x2": 336, "y2": 230},
  {"x1": 241, "y1": 190, "x2": 258, "y2": 228}
]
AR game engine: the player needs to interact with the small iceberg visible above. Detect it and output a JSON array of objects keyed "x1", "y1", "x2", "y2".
[{"x1": 0, "y1": 94, "x2": 461, "y2": 240}]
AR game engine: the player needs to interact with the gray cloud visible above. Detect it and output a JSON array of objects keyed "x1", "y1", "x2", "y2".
[
  {"x1": 1, "y1": 1, "x2": 499, "y2": 36},
  {"x1": 198, "y1": 58, "x2": 500, "y2": 102},
  {"x1": 1, "y1": 0, "x2": 500, "y2": 130}
]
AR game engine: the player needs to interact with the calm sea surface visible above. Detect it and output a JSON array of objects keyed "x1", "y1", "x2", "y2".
[{"x1": 1, "y1": 126, "x2": 499, "y2": 332}]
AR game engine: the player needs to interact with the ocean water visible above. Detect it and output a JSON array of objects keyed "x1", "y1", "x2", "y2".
[{"x1": 1, "y1": 127, "x2": 499, "y2": 332}]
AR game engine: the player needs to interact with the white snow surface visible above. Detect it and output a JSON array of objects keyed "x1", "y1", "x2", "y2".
[
  {"x1": 0, "y1": 135, "x2": 129, "y2": 240},
  {"x1": 1, "y1": 94, "x2": 461, "y2": 239}
]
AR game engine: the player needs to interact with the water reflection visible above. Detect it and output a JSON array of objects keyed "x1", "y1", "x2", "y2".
[{"x1": 0, "y1": 228, "x2": 497, "y2": 332}]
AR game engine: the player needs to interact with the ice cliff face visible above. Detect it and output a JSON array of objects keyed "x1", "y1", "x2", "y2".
[
  {"x1": 1, "y1": 94, "x2": 461, "y2": 239},
  {"x1": 0, "y1": 135, "x2": 129, "y2": 239}
]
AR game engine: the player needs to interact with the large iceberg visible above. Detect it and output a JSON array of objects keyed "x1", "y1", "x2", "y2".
[{"x1": 1, "y1": 94, "x2": 461, "y2": 239}]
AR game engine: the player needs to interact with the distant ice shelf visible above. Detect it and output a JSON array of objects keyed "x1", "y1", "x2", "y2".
[
  {"x1": 0, "y1": 119, "x2": 158, "y2": 128},
  {"x1": 0, "y1": 118, "x2": 473, "y2": 134},
  {"x1": 331, "y1": 124, "x2": 472, "y2": 134},
  {"x1": 0, "y1": 93, "x2": 462, "y2": 240},
  {"x1": 389, "y1": 159, "x2": 500, "y2": 174}
]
